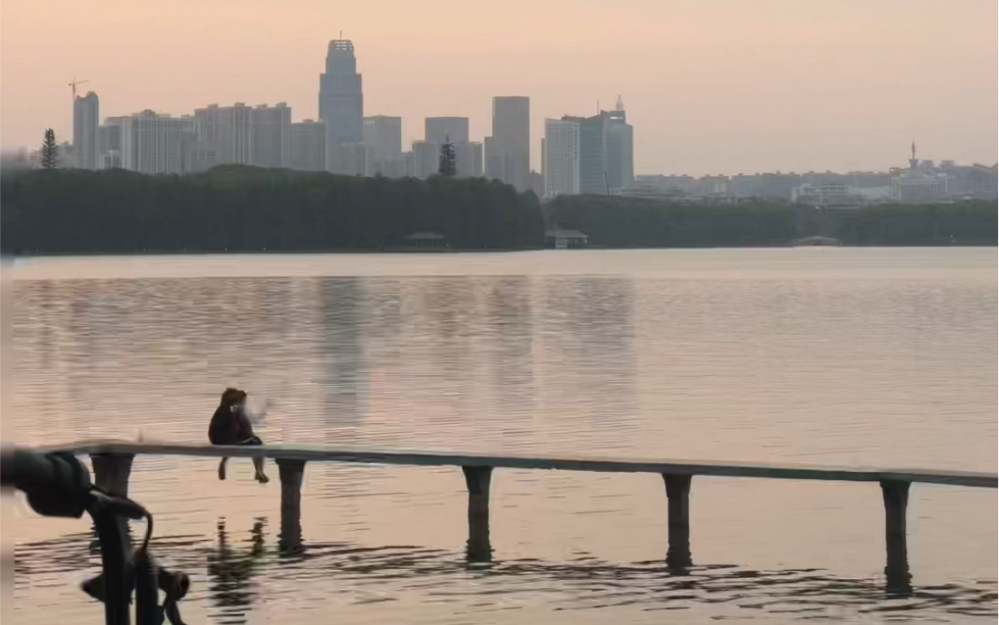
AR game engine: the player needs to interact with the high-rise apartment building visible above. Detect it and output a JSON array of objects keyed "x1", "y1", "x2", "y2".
[
  {"x1": 96, "y1": 116, "x2": 127, "y2": 170},
  {"x1": 331, "y1": 142, "x2": 373, "y2": 176},
  {"x1": 73, "y1": 92, "x2": 100, "y2": 169},
  {"x1": 363, "y1": 115, "x2": 402, "y2": 175},
  {"x1": 289, "y1": 119, "x2": 327, "y2": 171},
  {"x1": 543, "y1": 118, "x2": 581, "y2": 197},
  {"x1": 488, "y1": 96, "x2": 530, "y2": 190},
  {"x1": 319, "y1": 39, "x2": 363, "y2": 171},
  {"x1": 453, "y1": 141, "x2": 483, "y2": 178},
  {"x1": 484, "y1": 136, "x2": 504, "y2": 181},
  {"x1": 194, "y1": 103, "x2": 252, "y2": 165},
  {"x1": 119, "y1": 110, "x2": 195, "y2": 175},
  {"x1": 249, "y1": 103, "x2": 291, "y2": 168},
  {"x1": 411, "y1": 140, "x2": 439, "y2": 179},
  {"x1": 425, "y1": 117, "x2": 470, "y2": 144}
]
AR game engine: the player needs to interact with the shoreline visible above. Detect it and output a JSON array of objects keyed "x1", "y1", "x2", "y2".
[{"x1": 5, "y1": 241, "x2": 996, "y2": 259}]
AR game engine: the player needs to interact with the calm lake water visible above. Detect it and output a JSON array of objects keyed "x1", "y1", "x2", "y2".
[{"x1": 4, "y1": 248, "x2": 997, "y2": 624}]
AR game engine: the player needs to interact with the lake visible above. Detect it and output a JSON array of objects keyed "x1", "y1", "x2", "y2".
[{"x1": 4, "y1": 248, "x2": 997, "y2": 624}]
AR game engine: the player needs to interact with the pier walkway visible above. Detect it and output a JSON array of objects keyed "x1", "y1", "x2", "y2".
[{"x1": 43, "y1": 440, "x2": 998, "y2": 593}]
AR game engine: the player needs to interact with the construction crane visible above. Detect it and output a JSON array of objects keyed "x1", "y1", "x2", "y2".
[{"x1": 69, "y1": 78, "x2": 90, "y2": 100}]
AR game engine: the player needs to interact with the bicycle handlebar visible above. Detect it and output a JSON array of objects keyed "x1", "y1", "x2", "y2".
[{"x1": 1, "y1": 445, "x2": 93, "y2": 518}]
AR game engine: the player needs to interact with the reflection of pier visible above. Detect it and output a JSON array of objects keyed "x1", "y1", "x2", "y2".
[{"x1": 80, "y1": 443, "x2": 996, "y2": 593}]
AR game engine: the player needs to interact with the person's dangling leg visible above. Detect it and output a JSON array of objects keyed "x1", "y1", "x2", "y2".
[
  {"x1": 218, "y1": 457, "x2": 229, "y2": 480},
  {"x1": 252, "y1": 456, "x2": 269, "y2": 483}
]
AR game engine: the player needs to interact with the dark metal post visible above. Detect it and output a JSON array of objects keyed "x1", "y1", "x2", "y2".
[
  {"x1": 662, "y1": 473, "x2": 692, "y2": 570},
  {"x1": 880, "y1": 479, "x2": 912, "y2": 595},
  {"x1": 462, "y1": 466, "x2": 493, "y2": 562}
]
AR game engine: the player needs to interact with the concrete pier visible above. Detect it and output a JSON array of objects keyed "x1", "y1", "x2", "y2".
[
  {"x1": 277, "y1": 459, "x2": 306, "y2": 554},
  {"x1": 880, "y1": 479, "x2": 911, "y2": 594},
  {"x1": 662, "y1": 473, "x2": 692, "y2": 569},
  {"x1": 55, "y1": 440, "x2": 995, "y2": 590},
  {"x1": 462, "y1": 466, "x2": 493, "y2": 562},
  {"x1": 90, "y1": 453, "x2": 135, "y2": 498}
]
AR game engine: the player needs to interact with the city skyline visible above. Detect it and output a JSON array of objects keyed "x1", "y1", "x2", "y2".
[{"x1": 2, "y1": 0, "x2": 994, "y2": 176}]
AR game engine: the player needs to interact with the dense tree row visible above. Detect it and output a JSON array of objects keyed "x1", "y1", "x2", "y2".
[
  {"x1": 545, "y1": 195, "x2": 797, "y2": 247},
  {"x1": 0, "y1": 167, "x2": 546, "y2": 254},
  {"x1": 1, "y1": 167, "x2": 995, "y2": 255},
  {"x1": 827, "y1": 202, "x2": 997, "y2": 246},
  {"x1": 545, "y1": 195, "x2": 997, "y2": 247}
]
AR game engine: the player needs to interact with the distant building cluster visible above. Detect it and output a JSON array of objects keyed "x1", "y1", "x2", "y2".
[
  {"x1": 27, "y1": 37, "x2": 996, "y2": 205},
  {"x1": 542, "y1": 96, "x2": 634, "y2": 198},
  {"x1": 623, "y1": 143, "x2": 997, "y2": 206},
  {"x1": 35, "y1": 39, "x2": 582, "y2": 196}
]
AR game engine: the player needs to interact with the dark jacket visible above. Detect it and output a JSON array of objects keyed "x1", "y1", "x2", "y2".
[{"x1": 208, "y1": 407, "x2": 255, "y2": 445}]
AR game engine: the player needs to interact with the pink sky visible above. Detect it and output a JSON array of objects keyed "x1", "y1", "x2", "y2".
[{"x1": 1, "y1": 0, "x2": 995, "y2": 175}]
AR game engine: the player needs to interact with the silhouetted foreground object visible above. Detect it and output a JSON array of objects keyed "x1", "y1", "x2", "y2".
[{"x1": 0, "y1": 166, "x2": 545, "y2": 254}]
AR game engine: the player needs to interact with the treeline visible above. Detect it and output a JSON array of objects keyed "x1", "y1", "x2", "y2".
[
  {"x1": 0, "y1": 167, "x2": 546, "y2": 254},
  {"x1": 545, "y1": 195, "x2": 998, "y2": 247},
  {"x1": 2, "y1": 168, "x2": 996, "y2": 255},
  {"x1": 545, "y1": 195, "x2": 797, "y2": 247}
]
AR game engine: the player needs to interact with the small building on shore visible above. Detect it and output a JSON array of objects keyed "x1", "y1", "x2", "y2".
[
  {"x1": 403, "y1": 231, "x2": 447, "y2": 250},
  {"x1": 545, "y1": 227, "x2": 589, "y2": 249}
]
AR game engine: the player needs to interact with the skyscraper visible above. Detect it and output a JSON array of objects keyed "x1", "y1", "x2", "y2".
[
  {"x1": 544, "y1": 118, "x2": 581, "y2": 197},
  {"x1": 73, "y1": 92, "x2": 100, "y2": 169},
  {"x1": 425, "y1": 117, "x2": 470, "y2": 144},
  {"x1": 489, "y1": 96, "x2": 530, "y2": 190},
  {"x1": 563, "y1": 112, "x2": 611, "y2": 194},
  {"x1": 249, "y1": 103, "x2": 291, "y2": 168},
  {"x1": 606, "y1": 97, "x2": 634, "y2": 191},
  {"x1": 319, "y1": 39, "x2": 363, "y2": 171}
]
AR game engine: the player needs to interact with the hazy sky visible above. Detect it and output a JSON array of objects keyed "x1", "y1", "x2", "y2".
[{"x1": 2, "y1": 0, "x2": 995, "y2": 175}]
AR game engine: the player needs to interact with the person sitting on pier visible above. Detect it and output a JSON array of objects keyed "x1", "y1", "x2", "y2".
[{"x1": 209, "y1": 388, "x2": 269, "y2": 484}]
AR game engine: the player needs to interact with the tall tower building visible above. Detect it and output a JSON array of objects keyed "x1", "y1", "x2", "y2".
[
  {"x1": 606, "y1": 96, "x2": 634, "y2": 191},
  {"x1": 73, "y1": 92, "x2": 100, "y2": 169},
  {"x1": 562, "y1": 111, "x2": 616, "y2": 194},
  {"x1": 543, "y1": 118, "x2": 581, "y2": 197},
  {"x1": 488, "y1": 96, "x2": 530, "y2": 190},
  {"x1": 319, "y1": 39, "x2": 363, "y2": 171}
]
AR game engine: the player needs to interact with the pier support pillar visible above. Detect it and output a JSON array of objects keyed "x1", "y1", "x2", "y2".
[
  {"x1": 277, "y1": 459, "x2": 306, "y2": 554},
  {"x1": 880, "y1": 479, "x2": 912, "y2": 595},
  {"x1": 90, "y1": 453, "x2": 135, "y2": 498},
  {"x1": 462, "y1": 466, "x2": 493, "y2": 562},
  {"x1": 662, "y1": 473, "x2": 692, "y2": 570}
]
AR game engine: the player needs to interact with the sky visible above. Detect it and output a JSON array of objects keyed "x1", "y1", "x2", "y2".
[{"x1": 1, "y1": 0, "x2": 995, "y2": 176}]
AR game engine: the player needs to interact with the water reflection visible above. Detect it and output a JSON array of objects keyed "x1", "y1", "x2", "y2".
[
  {"x1": 207, "y1": 517, "x2": 267, "y2": 623},
  {"x1": 9, "y1": 253, "x2": 997, "y2": 623},
  {"x1": 13, "y1": 530, "x2": 996, "y2": 622}
]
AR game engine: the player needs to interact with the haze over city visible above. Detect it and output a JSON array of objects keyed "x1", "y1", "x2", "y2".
[{"x1": 2, "y1": 0, "x2": 995, "y2": 176}]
